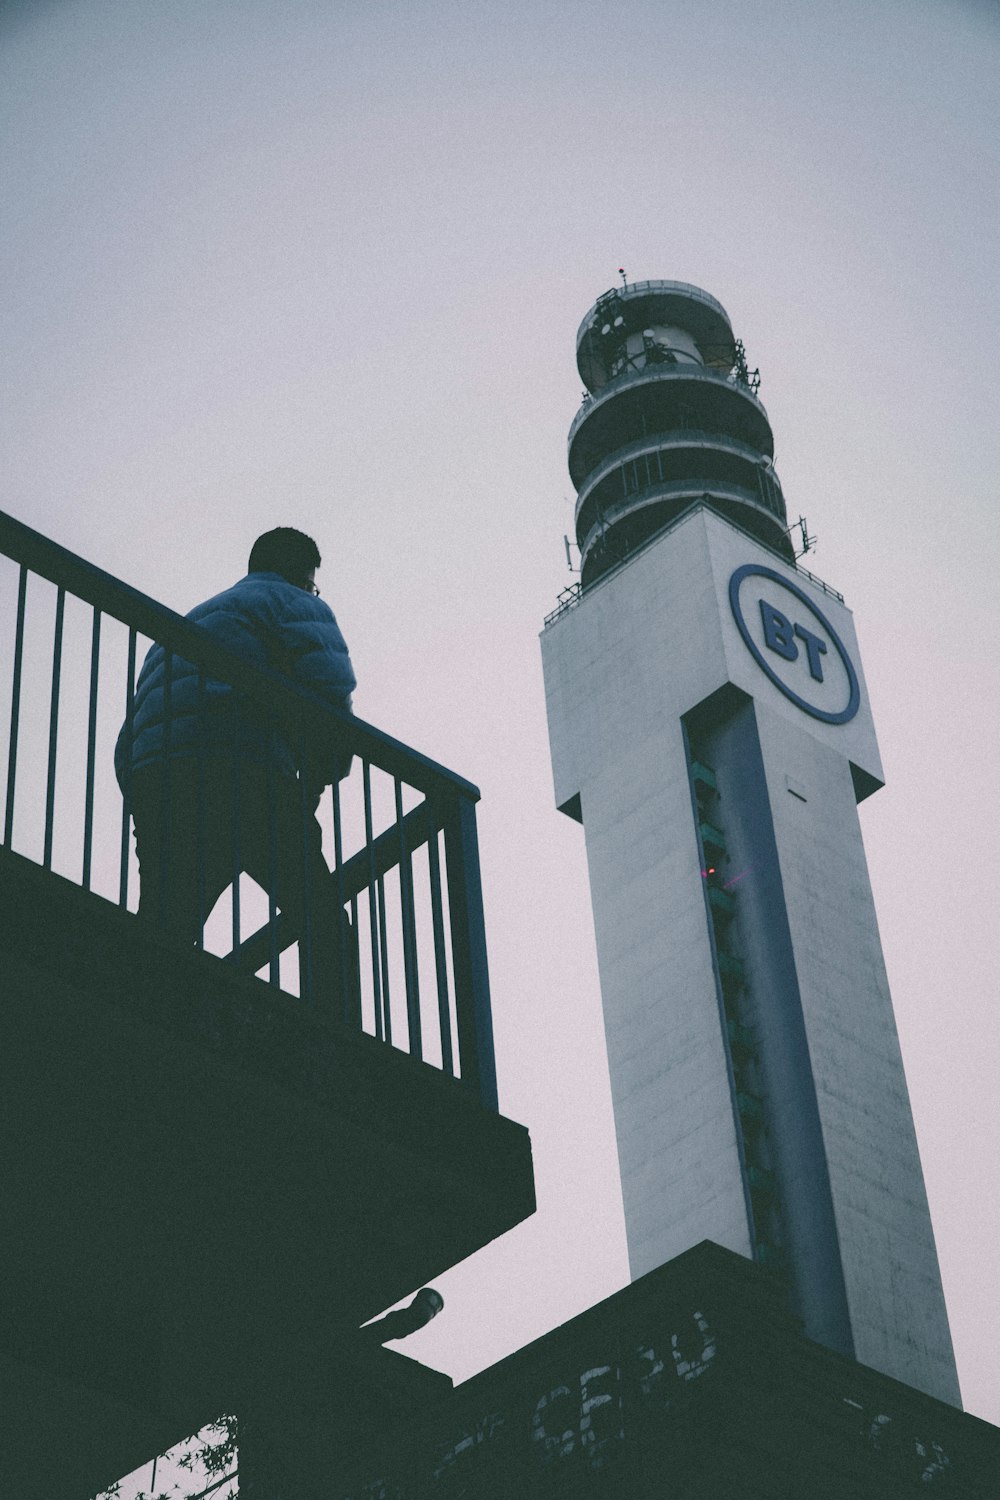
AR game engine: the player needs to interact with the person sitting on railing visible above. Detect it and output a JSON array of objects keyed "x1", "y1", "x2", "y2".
[{"x1": 114, "y1": 526, "x2": 357, "y2": 1011}]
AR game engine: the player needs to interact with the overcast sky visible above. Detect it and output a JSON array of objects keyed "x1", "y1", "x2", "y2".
[{"x1": 3, "y1": 0, "x2": 998, "y2": 1464}]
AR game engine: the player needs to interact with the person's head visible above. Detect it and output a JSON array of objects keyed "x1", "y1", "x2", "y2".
[{"x1": 248, "y1": 527, "x2": 322, "y2": 592}]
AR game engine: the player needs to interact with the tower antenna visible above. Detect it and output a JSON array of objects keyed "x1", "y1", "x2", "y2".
[{"x1": 783, "y1": 515, "x2": 816, "y2": 557}]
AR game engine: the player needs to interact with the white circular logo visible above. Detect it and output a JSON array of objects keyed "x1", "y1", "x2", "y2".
[{"x1": 728, "y1": 565, "x2": 859, "y2": 724}]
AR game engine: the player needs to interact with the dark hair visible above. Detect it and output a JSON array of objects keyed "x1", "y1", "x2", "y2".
[{"x1": 248, "y1": 527, "x2": 321, "y2": 580}]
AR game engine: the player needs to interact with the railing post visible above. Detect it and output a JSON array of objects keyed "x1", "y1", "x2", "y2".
[
  {"x1": 443, "y1": 792, "x2": 498, "y2": 1112},
  {"x1": 3, "y1": 564, "x2": 28, "y2": 848},
  {"x1": 43, "y1": 586, "x2": 66, "y2": 871}
]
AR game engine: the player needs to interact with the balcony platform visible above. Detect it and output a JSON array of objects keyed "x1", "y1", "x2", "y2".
[{"x1": 0, "y1": 848, "x2": 534, "y2": 1499}]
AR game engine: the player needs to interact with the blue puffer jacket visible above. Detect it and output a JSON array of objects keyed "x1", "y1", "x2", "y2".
[{"x1": 115, "y1": 572, "x2": 356, "y2": 790}]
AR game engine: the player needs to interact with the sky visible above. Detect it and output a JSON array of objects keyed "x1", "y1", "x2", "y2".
[{"x1": 2, "y1": 0, "x2": 999, "y2": 1477}]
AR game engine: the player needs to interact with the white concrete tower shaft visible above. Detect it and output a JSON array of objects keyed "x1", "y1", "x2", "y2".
[{"x1": 541, "y1": 280, "x2": 960, "y2": 1406}]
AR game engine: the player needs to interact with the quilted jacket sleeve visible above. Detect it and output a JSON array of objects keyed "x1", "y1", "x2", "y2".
[{"x1": 267, "y1": 585, "x2": 357, "y2": 786}]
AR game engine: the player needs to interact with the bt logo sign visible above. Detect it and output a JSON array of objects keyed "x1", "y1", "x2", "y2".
[
  {"x1": 728, "y1": 564, "x2": 860, "y2": 725},
  {"x1": 758, "y1": 604, "x2": 828, "y2": 681}
]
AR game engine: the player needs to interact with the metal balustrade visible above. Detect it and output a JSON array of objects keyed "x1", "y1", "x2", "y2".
[
  {"x1": 566, "y1": 361, "x2": 772, "y2": 461},
  {"x1": 542, "y1": 502, "x2": 844, "y2": 628},
  {"x1": 0, "y1": 509, "x2": 497, "y2": 1109}
]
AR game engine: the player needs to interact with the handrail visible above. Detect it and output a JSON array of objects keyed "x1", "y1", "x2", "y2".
[
  {"x1": 567, "y1": 362, "x2": 770, "y2": 458},
  {"x1": 577, "y1": 481, "x2": 787, "y2": 565},
  {"x1": 573, "y1": 427, "x2": 782, "y2": 526},
  {"x1": 0, "y1": 507, "x2": 498, "y2": 1109},
  {"x1": 233, "y1": 799, "x2": 438, "y2": 974},
  {"x1": 576, "y1": 280, "x2": 733, "y2": 346},
  {"x1": 542, "y1": 500, "x2": 844, "y2": 625},
  {"x1": 0, "y1": 510, "x2": 478, "y2": 804}
]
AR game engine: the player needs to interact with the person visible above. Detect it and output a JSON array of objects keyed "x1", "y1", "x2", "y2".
[{"x1": 115, "y1": 527, "x2": 357, "y2": 1011}]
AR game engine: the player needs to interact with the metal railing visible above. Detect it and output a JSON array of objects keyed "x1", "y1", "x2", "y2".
[
  {"x1": 794, "y1": 564, "x2": 844, "y2": 604},
  {"x1": 567, "y1": 361, "x2": 770, "y2": 457},
  {"x1": 573, "y1": 429, "x2": 787, "y2": 527},
  {"x1": 542, "y1": 500, "x2": 844, "y2": 627},
  {"x1": 575, "y1": 280, "x2": 733, "y2": 347},
  {"x1": 0, "y1": 509, "x2": 497, "y2": 1109}
]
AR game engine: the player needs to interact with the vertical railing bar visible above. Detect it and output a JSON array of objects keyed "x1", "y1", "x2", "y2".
[
  {"x1": 4, "y1": 565, "x2": 28, "y2": 848},
  {"x1": 119, "y1": 628, "x2": 137, "y2": 908},
  {"x1": 395, "y1": 777, "x2": 422, "y2": 1061},
  {"x1": 427, "y1": 820, "x2": 454, "y2": 1076},
  {"x1": 229, "y1": 697, "x2": 242, "y2": 960},
  {"x1": 376, "y1": 874, "x2": 391, "y2": 1044},
  {"x1": 443, "y1": 793, "x2": 498, "y2": 1110},
  {"x1": 299, "y1": 735, "x2": 314, "y2": 1006},
  {"x1": 195, "y1": 672, "x2": 207, "y2": 949},
  {"x1": 331, "y1": 776, "x2": 349, "y2": 1024},
  {"x1": 371, "y1": 871, "x2": 384, "y2": 1042},
  {"x1": 43, "y1": 586, "x2": 66, "y2": 871},
  {"x1": 265, "y1": 756, "x2": 279, "y2": 987},
  {"x1": 362, "y1": 760, "x2": 383, "y2": 1036},
  {"x1": 350, "y1": 892, "x2": 360, "y2": 1029},
  {"x1": 82, "y1": 606, "x2": 102, "y2": 890},
  {"x1": 158, "y1": 649, "x2": 174, "y2": 924}
]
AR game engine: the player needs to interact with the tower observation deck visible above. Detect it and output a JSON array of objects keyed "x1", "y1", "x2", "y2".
[{"x1": 570, "y1": 280, "x2": 793, "y2": 588}]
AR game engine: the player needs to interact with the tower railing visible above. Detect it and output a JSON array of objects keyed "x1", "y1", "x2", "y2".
[
  {"x1": 575, "y1": 279, "x2": 734, "y2": 345},
  {"x1": 543, "y1": 500, "x2": 844, "y2": 627},
  {"x1": 567, "y1": 361, "x2": 770, "y2": 454},
  {"x1": 0, "y1": 509, "x2": 497, "y2": 1109},
  {"x1": 574, "y1": 429, "x2": 787, "y2": 527}
]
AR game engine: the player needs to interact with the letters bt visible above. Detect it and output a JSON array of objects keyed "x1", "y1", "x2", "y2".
[{"x1": 759, "y1": 599, "x2": 828, "y2": 682}]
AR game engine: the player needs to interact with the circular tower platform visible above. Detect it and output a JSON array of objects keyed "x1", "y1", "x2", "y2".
[
  {"x1": 577, "y1": 280, "x2": 737, "y2": 390},
  {"x1": 569, "y1": 280, "x2": 794, "y2": 588}
]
